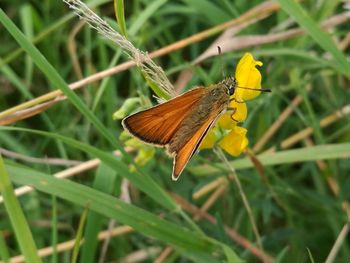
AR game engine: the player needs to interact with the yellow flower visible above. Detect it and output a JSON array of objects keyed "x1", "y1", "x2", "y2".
[
  {"x1": 217, "y1": 112, "x2": 237, "y2": 130},
  {"x1": 198, "y1": 128, "x2": 219, "y2": 150},
  {"x1": 219, "y1": 126, "x2": 249, "y2": 156},
  {"x1": 228, "y1": 100, "x2": 248, "y2": 123},
  {"x1": 235, "y1": 52, "x2": 263, "y2": 101},
  {"x1": 199, "y1": 52, "x2": 263, "y2": 156}
]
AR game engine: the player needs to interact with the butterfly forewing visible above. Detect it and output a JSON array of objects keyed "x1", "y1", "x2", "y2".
[{"x1": 122, "y1": 88, "x2": 207, "y2": 146}]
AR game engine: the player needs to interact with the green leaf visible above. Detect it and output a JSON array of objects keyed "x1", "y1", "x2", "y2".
[
  {"x1": 129, "y1": 0, "x2": 167, "y2": 36},
  {"x1": 0, "y1": 230, "x2": 10, "y2": 263},
  {"x1": 114, "y1": 0, "x2": 127, "y2": 37},
  {"x1": 71, "y1": 207, "x2": 89, "y2": 263},
  {"x1": 221, "y1": 243, "x2": 243, "y2": 263},
  {"x1": 141, "y1": 70, "x2": 172, "y2": 100},
  {"x1": 0, "y1": 6, "x2": 181, "y2": 216},
  {"x1": 51, "y1": 196, "x2": 58, "y2": 263},
  {"x1": 274, "y1": 246, "x2": 289, "y2": 263},
  {"x1": 191, "y1": 143, "x2": 350, "y2": 176},
  {"x1": 0, "y1": 0, "x2": 111, "y2": 67},
  {"x1": 306, "y1": 247, "x2": 315, "y2": 263},
  {"x1": 19, "y1": 4, "x2": 34, "y2": 86},
  {"x1": 0, "y1": 126, "x2": 177, "y2": 211},
  {"x1": 6, "y1": 163, "x2": 219, "y2": 255},
  {"x1": 0, "y1": 155, "x2": 42, "y2": 263},
  {"x1": 183, "y1": 0, "x2": 231, "y2": 24},
  {"x1": 80, "y1": 164, "x2": 117, "y2": 263}
]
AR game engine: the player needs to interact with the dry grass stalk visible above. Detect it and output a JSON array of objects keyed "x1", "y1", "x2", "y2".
[
  {"x1": 154, "y1": 247, "x2": 173, "y2": 263},
  {"x1": 120, "y1": 247, "x2": 161, "y2": 263},
  {"x1": 7, "y1": 225, "x2": 133, "y2": 263},
  {"x1": 64, "y1": 0, "x2": 175, "y2": 97},
  {"x1": 325, "y1": 224, "x2": 349, "y2": 263},
  {"x1": 264, "y1": 104, "x2": 350, "y2": 153},
  {"x1": 253, "y1": 93, "x2": 305, "y2": 153},
  {"x1": 193, "y1": 184, "x2": 227, "y2": 221},
  {"x1": 192, "y1": 176, "x2": 227, "y2": 200},
  {"x1": 0, "y1": 99, "x2": 59, "y2": 126},
  {"x1": 0, "y1": 148, "x2": 82, "y2": 166},
  {"x1": 0, "y1": 148, "x2": 132, "y2": 204},
  {"x1": 195, "y1": 12, "x2": 350, "y2": 63},
  {"x1": 0, "y1": 158, "x2": 99, "y2": 204}
]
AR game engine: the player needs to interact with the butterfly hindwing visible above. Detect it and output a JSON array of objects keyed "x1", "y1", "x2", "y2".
[{"x1": 172, "y1": 111, "x2": 220, "y2": 180}]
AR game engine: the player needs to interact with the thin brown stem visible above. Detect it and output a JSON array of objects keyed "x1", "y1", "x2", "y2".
[
  {"x1": 0, "y1": 148, "x2": 132, "y2": 204},
  {"x1": 325, "y1": 224, "x2": 349, "y2": 263},
  {"x1": 7, "y1": 226, "x2": 133, "y2": 263},
  {"x1": 264, "y1": 105, "x2": 350, "y2": 153},
  {"x1": 215, "y1": 148, "x2": 265, "y2": 259},
  {"x1": 0, "y1": 148, "x2": 82, "y2": 166}
]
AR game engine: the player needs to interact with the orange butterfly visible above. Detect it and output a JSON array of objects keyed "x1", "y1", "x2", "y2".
[{"x1": 122, "y1": 77, "x2": 268, "y2": 180}]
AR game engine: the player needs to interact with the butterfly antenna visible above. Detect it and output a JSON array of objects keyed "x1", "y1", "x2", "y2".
[
  {"x1": 217, "y1": 46, "x2": 225, "y2": 78},
  {"x1": 236, "y1": 86, "x2": 271, "y2": 92}
]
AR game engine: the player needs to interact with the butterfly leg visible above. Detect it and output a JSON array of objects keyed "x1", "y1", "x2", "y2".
[
  {"x1": 227, "y1": 107, "x2": 238, "y2": 122},
  {"x1": 229, "y1": 98, "x2": 245, "y2": 103}
]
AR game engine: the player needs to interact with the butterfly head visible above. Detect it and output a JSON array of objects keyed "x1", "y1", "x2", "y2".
[{"x1": 220, "y1": 76, "x2": 237, "y2": 96}]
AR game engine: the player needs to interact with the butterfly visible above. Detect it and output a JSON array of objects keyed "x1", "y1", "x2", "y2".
[{"x1": 122, "y1": 76, "x2": 269, "y2": 181}]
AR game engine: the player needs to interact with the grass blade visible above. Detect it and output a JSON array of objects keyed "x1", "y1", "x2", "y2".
[
  {"x1": 129, "y1": 0, "x2": 167, "y2": 36},
  {"x1": 0, "y1": 8, "x2": 121, "y2": 153},
  {"x1": 0, "y1": 155, "x2": 42, "y2": 263},
  {"x1": 0, "y1": 10, "x2": 180, "y2": 212},
  {"x1": 79, "y1": 164, "x2": 117, "y2": 263},
  {"x1": 0, "y1": 126, "x2": 177, "y2": 211},
  {"x1": 51, "y1": 196, "x2": 58, "y2": 263},
  {"x1": 221, "y1": 243, "x2": 243, "y2": 263},
  {"x1": 6, "y1": 163, "x2": 220, "y2": 256},
  {"x1": 0, "y1": 230, "x2": 10, "y2": 263},
  {"x1": 71, "y1": 207, "x2": 89, "y2": 263},
  {"x1": 0, "y1": 0, "x2": 111, "y2": 67},
  {"x1": 114, "y1": 0, "x2": 127, "y2": 37},
  {"x1": 0, "y1": 6, "x2": 183, "y2": 214},
  {"x1": 190, "y1": 143, "x2": 350, "y2": 175},
  {"x1": 277, "y1": 0, "x2": 350, "y2": 78}
]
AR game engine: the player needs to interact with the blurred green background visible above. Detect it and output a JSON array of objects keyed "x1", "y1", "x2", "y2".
[{"x1": 1, "y1": 0, "x2": 350, "y2": 262}]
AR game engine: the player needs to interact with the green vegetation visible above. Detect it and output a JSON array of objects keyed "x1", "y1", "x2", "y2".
[{"x1": 1, "y1": 0, "x2": 350, "y2": 262}]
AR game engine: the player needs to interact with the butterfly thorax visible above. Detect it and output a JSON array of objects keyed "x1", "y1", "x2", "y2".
[{"x1": 167, "y1": 84, "x2": 230, "y2": 154}]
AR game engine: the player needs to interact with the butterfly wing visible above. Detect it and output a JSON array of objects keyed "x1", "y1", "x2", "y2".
[
  {"x1": 122, "y1": 88, "x2": 207, "y2": 146},
  {"x1": 172, "y1": 111, "x2": 221, "y2": 181}
]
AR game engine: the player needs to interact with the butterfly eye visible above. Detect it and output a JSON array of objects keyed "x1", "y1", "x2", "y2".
[{"x1": 228, "y1": 85, "x2": 235, "y2": 96}]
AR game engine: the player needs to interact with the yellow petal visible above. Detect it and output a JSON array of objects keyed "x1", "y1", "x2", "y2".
[
  {"x1": 235, "y1": 53, "x2": 263, "y2": 101},
  {"x1": 199, "y1": 126, "x2": 220, "y2": 150},
  {"x1": 229, "y1": 100, "x2": 247, "y2": 122},
  {"x1": 216, "y1": 100, "x2": 247, "y2": 131},
  {"x1": 217, "y1": 113, "x2": 237, "y2": 130},
  {"x1": 218, "y1": 126, "x2": 249, "y2": 156}
]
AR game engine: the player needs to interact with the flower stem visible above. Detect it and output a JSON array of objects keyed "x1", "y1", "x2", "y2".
[{"x1": 215, "y1": 147, "x2": 264, "y2": 254}]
